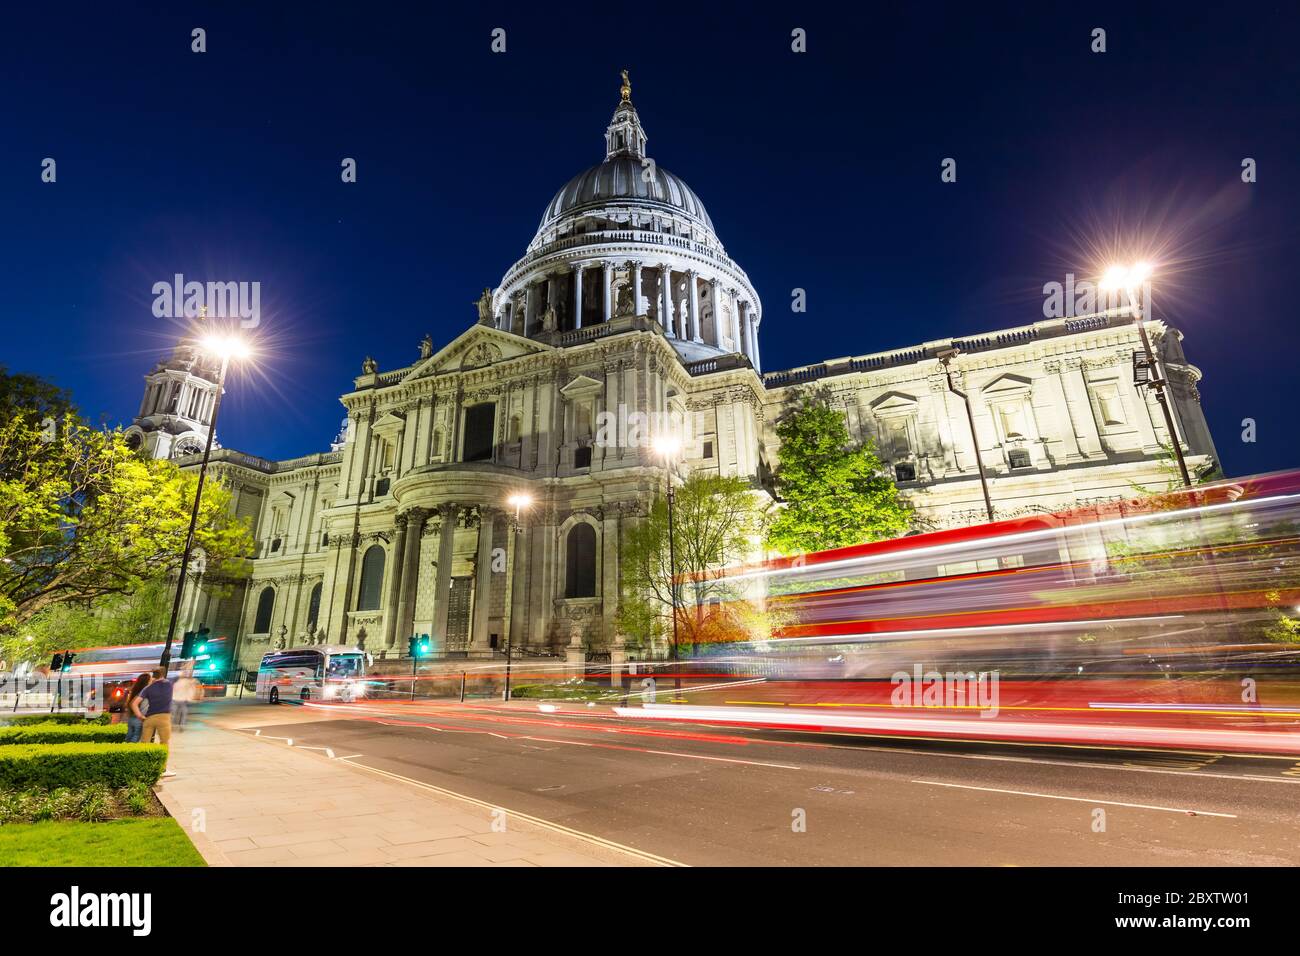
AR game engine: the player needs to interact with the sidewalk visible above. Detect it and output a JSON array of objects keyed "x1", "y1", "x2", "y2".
[{"x1": 153, "y1": 710, "x2": 657, "y2": 867}]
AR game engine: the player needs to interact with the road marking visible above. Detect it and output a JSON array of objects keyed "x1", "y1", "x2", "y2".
[
  {"x1": 297, "y1": 745, "x2": 336, "y2": 759},
  {"x1": 642, "y1": 750, "x2": 801, "y2": 770},
  {"x1": 911, "y1": 780, "x2": 1238, "y2": 818},
  {"x1": 336, "y1": 758, "x2": 686, "y2": 867},
  {"x1": 252, "y1": 730, "x2": 294, "y2": 745}
]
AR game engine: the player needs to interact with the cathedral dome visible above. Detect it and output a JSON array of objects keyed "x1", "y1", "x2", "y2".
[{"x1": 537, "y1": 157, "x2": 715, "y2": 237}]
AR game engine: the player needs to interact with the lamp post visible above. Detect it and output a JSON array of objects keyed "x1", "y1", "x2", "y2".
[
  {"x1": 160, "y1": 332, "x2": 250, "y2": 668},
  {"x1": 502, "y1": 492, "x2": 533, "y2": 701},
  {"x1": 936, "y1": 348, "x2": 995, "y2": 523},
  {"x1": 651, "y1": 435, "x2": 682, "y2": 674},
  {"x1": 1099, "y1": 263, "x2": 1192, "y2": 489}
]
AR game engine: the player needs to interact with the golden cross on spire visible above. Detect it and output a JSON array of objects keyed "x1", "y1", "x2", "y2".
[{"x1": 620, "y1": 69, "x2": 631, "y2": 104}]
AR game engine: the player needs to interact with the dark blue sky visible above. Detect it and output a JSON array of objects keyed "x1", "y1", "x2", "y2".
[{"x1": 2, "y1": 2, "x2": 1296, "y2": 475}]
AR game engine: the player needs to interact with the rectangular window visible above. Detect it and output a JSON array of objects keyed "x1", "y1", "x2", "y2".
[
  {"x1": 463, "y1": 404, "x2": 496, "y2": 462},
  {"x1": 702, "y1": 440, "x2": 714, "y2": 459},
  {"x1": 574, "y1": 445, "x2": 592, "y2": 469},
  {"x1": 1008, "y1": 448, "x2": 1032, "y2": 469},
  {"x1": 1094, "y1": 382, "x2": 1127, "y2": 427}
]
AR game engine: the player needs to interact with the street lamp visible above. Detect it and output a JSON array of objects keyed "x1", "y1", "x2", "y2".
[
  {"x1": 1098, "y1": 263, "x2": 1192, "y2": 488},
  {"x1": 651, "y1": 434, "x2": 682, "y2": 670},
  {"x1": 935, "y1": 348, "x2": 995, "y2": 523},
  {"x1": 160, "y1": 331, "x2": 250, "y2": 668},
  {"x1": 502, "y1": 492, "x2": 533, "y2": 701}
]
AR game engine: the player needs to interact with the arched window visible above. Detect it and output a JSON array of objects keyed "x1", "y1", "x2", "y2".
[
  {"x1": 564, "y1": 523, "x2": 597, "y2": 598},
  {"x1": 356, "y1": 545, "x2": 386, "y2": 611},
  {"x1": 306, "y1": 582, "x2": 323, "y2": 632},
  {"x1": 253, "y1": 586, "x2": 275, "y2": 633}
]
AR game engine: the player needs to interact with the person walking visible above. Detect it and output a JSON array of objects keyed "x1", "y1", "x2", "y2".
[
  {"x1": 122, "y1": 672, "x2": 151, "y2": 743},
  {"x1": 132, "y1": 667, "x2": 175, "y2": 777},
  {"x1": 173, "y1": 664, "x2": 198, "y2": 730}
]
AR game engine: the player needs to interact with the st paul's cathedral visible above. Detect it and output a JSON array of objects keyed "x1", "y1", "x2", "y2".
[{"x1": 125, "y1": 75, "x2": 1219, "y2": 669}]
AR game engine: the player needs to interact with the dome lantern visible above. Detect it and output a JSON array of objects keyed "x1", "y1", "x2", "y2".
[{"x1": 604, "y1": 69, "x2": 647, "y2": 161}]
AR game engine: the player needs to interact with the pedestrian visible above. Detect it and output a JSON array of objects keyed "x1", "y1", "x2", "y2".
[
  {"x1": 132, "y1": 667, "x2": 175, "y2": 777},
  {"x1": 122, "y1": 672, "x2": 151, "y2": 743},
  {"x1": 173, "y1": 664, "x2": 198, "y2": 730}
]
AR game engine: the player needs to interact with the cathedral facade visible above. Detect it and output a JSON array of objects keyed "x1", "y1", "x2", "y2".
[{"x1": 128, "y1": 78, "x2": 1219, "y2": 670}]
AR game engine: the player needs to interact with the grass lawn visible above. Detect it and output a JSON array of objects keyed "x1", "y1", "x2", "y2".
[{"x1": 0, "y1": 818, "x2": 206, "y2": 866}]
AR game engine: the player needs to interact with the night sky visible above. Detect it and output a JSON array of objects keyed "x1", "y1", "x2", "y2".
[{"x1": 1, "y1": 3, "x2": 1296, "y2": 475}]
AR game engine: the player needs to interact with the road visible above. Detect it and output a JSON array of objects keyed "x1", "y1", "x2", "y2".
[{"x1": 207, "y1": 696, "x2": 1300, "y2": 866}]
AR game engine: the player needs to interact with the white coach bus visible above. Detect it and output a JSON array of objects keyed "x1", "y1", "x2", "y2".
[{"x1": 256, "y1": 645, "x2": 369, "y2": 704}]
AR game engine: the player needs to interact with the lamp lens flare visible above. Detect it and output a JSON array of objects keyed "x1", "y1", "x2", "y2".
[
  {"x1": 652, "y1": 435, "x2": 682, "y2": 457},
  {"x1": 200, "y1": 334, "x2": 251, "y2": 360}
]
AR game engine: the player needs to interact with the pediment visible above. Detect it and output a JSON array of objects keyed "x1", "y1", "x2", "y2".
[
  {"x1": 372, "y1": 411, "x2": 406, "y2": 439},
  {"x1": 981, "y1": 373, "x2": 1033, "y2": 396},
  {"x1": 403, "y1": 326, "x2": 549, "y2": 381},
  {"x1": 560, "y1": 374, "x2": 604, "y2": 398},
  {"x1": 870, "y1": 390, "x2": 919, "y2": 413}
]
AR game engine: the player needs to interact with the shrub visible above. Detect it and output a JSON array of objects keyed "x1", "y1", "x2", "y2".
[
  {"x1": 0, "y1": 744, "x2": 166, "y2": 791},
  {"x1": 76, "y1": 784, "x2": 113, "y2": 823},
  {"x1": 0, "y1": 713, "x2": 95, "y2": 726},
  {"x1": 0, "y1": 723, "x2": 127, "y2": 745},
  {"x1": 121, "y1": 781, "x2": 152, "y2": 816}
]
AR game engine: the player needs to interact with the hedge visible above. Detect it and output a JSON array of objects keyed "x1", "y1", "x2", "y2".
[
  {"x1": 0, "y1": 724, "x2": 128, "y2": 745},
  {"x1": 0, "y1": 744, "x2": 167, "y2": 791},
  {"x1": 1, "y1": 713, "x2": 102, "y2": 727}
]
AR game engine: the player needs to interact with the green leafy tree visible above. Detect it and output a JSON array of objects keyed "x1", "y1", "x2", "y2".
[
  {"x1": 0, "y1": 412, "x2": 253, "y2": 634},
  {"x1": 619, "y1": 473, "x2": 764, "y2": 654},
  {"x1": 1, "y1": 577, "x2": 176, "y2": 665},
  {"x1": 766, "y1": 387, "x2": 912, "y2": 554}
]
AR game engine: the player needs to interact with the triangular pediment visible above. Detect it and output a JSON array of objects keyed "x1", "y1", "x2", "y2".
[
  {"x1": 870, "y1": 390, "x2": 919, "y2": 413},
  {"x1": 403, "y1": 325, "x2": 549, "y2": 381},
  {"x1": 560, "y1": 374, "x2": 604, "y2": 398},
  {"x1": 981, "y1": 373, "x2": 1033, "y2": 396}
]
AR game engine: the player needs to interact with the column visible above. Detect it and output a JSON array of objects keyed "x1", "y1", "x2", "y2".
[
  {"x1": 708, "y1": 277, "x2": 720, "y2": 346},
  {"x1": 688, "y1": 271, "x2": 701, "y2": 342},
  {"x1": 512, "y1": 295, "x2": 525, "y2": 336},
  {"x1": 471, "y1": 507, "x2": 495, "y2": 649},
  {"x1": 572, "y1": 263, "x2": 584, "y2": 329},
  {"x1": 382, "y1": 513, "x2": 409, "y2": 648},
  {"x1": 524, "y1": 283, "x2": 537, "y2": 334},
  {"x1": 632, "y1": 261, "x2": 643, "y2": 316},
  {"x1": 431, "y1": 504, "x2": 457, "y2": 642},
  {"x1": 602, "y1": 261, "x2": 612, "y2": 322},
  {"x1": 396, "y1": 508, "x2": 426, "y2": 645},
  {"x1": 749, "y1": 317, "x2": 761, "y2": 373},
  {"x1": 737, "y1": 301, "x2": 750, "y2": 358},
  {"x1": 546, "y1": 273, "x2": 557, "y2": 318},
  {"x1": 660, "y1": 264, "x2": 673, "y2": 336}
]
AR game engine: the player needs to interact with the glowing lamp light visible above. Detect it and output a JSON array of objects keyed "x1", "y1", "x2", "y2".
[
  {"x1": 652, "y1": 435, "x2": 681, "y2": 458},
  {"x1": 507, "y1": 493, "x2": 533, "y2": 511},
  {"x1": 200, "y1": 334, "x2": 251, "y2": 361},
  {"x1": 1099, "y1": 262, "x2": 1156, "y2": 292}
]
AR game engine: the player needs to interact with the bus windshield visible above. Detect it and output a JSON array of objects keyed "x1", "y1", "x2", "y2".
[{"x1": 326, "y1": 654, "x2": 363, "y2": 679}]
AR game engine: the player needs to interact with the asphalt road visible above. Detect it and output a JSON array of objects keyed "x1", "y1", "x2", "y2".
[{"x1": 218, "y1": 697, "x2": 1300, "y2": 866}]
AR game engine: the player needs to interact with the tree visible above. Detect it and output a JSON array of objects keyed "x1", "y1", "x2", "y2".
[
  {"x1": 619, "y1": 473, "x2": 764, "y2": 653},
  {"x1": 0, "y1": 412, "x2": 253, "y2": 633},
  {"x1": 766, "y1": 387, "x2": 912, "y2": 554},
  {"x1": 0, "y1": 577, "x2": 175, "y2": 666},
  {"x1": 0, "y1": 366, "x2": 76, "y2": 427}
]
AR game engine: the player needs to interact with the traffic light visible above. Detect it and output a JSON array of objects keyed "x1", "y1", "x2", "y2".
[
  {"x1": 195, "y1": 626, "x2": 210, "y2": 655},
  {"x1": 61, "y1": 651, "x2": 74, "y2": 671},
  {"x1": 180, "y1": 631, "x2": 195, "y2": 658},
  {"x1": 408, "y1": 634, "x2": 431, "y2": 658},
  {"x1": 51, "y1": 653, "x2": 63, "y2": 671}
]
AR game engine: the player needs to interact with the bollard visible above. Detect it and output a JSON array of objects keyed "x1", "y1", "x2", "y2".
[{"x1": 460, "y1": 671, "x2": 466, "y2": 703}]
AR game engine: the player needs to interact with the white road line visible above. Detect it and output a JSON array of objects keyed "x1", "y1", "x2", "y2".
[
  {"x1": 911, "y1": 779, "x2": 1238, "y2": 818},
  {"x1": 643, "y1": 750, "x2": 801, "y2": 770},
  {"x1": 817, "y1": 739, "x2": 1300, "y2": 785},
  {"x1": 336, "y1": 757, "x2": 686, "y2": 867},
  {"x1": 298, "y1": 745, "x2": 336, "y2": 758}
]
